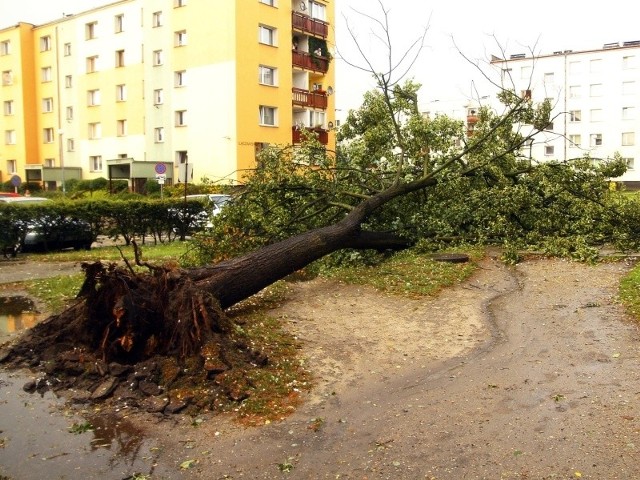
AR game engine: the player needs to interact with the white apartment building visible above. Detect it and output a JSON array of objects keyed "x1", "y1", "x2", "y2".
[{"x1": 491, "y1": 41, "x2": 640, "y2": 187}]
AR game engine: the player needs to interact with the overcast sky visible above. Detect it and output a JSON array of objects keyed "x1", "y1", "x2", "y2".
[{"x1": 2, "y1": 0, "x2": 639, "y2": 114}]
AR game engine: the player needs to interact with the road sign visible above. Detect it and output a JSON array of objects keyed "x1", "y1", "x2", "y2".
[
  {"x1": 155, "y1": 163, "x2": 167, "y2": 175},
  {"x1": 155, "y1": 174, "x2": 166, "y2": 185},
  {"x1": 10, "y1": 175, "x2": 21, "y2": 187}
]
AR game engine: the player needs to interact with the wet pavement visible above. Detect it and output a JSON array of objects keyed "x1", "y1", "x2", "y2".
[{"x1": 0, "y1": 370, "x2": 167, "y2": 479}]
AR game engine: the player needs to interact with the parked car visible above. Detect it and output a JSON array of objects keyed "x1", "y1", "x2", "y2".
[
  {"x1": 0, "y1": 196, "x2": 95, "y2": 252},
  {"x1": 170, "y1": 194, "x2": 232, "y2": 234},
  {"x1": 186, "y1": 194, "x2": 232, "y2": 217}
]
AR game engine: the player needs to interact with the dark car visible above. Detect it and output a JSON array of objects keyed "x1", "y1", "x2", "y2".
[{"x1": 0, "y1": 197, "x2": 94, "y2": 252}]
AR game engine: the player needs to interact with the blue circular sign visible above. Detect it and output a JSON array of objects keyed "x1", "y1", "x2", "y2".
[
  {"x1": 155, "y1": 163, "x2": 167, "y2": 174},
  {"x1": 10, "y1": 175, "x2": 21, "y2": 187}
]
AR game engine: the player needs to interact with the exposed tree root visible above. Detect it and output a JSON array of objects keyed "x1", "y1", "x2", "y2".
[{"x1": 0, "y1": 261, "x2": 272, "y2": 416}]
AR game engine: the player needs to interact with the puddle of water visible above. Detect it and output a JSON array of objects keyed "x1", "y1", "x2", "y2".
[
  {"x1": 0, "y1": 370, "x2": 168, "y2": 479},
  {"x1": 0, "y1": 296, "x2": 40, "y2": 335}
]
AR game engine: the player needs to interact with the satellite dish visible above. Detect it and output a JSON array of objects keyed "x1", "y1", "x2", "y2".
[
  {"x1": 327, "y1": 86, "x2": 334, "y2": 95},
  {"x1": 299, "y1": 1, "x2": 307, "y2": 11}
]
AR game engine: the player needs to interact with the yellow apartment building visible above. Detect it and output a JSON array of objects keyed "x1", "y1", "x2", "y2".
[{"x1": 0, "y1": 0, "x2": 336, "y2": 192}]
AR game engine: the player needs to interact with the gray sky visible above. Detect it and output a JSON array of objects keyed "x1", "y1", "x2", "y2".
[{"x1": 2, "y1": 0, "x2": 639, "y2": 114}]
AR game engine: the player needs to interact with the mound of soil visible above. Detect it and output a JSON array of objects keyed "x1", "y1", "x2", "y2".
[{"x1": 0, "y1": 261, "x2": 272, "y2": 417}]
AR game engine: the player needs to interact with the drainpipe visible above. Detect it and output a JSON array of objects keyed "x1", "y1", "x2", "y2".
[{"x1": 55, "y1": 25, "x2": 66, "y2": 194}]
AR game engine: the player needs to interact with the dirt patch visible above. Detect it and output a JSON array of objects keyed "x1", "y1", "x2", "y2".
[
  {"x1": 1, "y1": 254, "x2": 640, "y2": 479},
  {"x1": 131, "y1": 255, "x2": 640, "y2": 479}
]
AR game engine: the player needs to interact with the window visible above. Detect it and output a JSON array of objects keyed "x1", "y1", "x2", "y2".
[
  {"x1": 568, "y1": 134, "x2": 581, "y2": 147},
  {"x1": 89, "y1": 155, "x2": 103, "y2": 172},
  {"x1": 543, "y1": 72, "x2": 554, "y2": 84},
  {"x1": 309, "y1": 110, "x2": 325, "y2": 127},
  {"x1": 259, "y1": 65, "x2": 276, "y2": 85},
  {"x1": 153, "y1": 88, "x2": 163, "y2": 104},
  {"x1": 115, "y1": 14, "x2": 124, "y2": 33},
  {"x1": 7, "y1": 160, "x2": 17, "y2": 174},
  {"x1": 175, "y1": 70, "x2": 186, "y2": 87},
  {"x1": 590, "y1": 133, "x2": 603, "y2": 146},
  {"x1": 175, "y1": 110, "x2": 187, "y2": 126},
  {"x1": 41, "y1": 66, "x2": 52, "y2": 82},
  {"x1": 590, "y1": 84, "x2": 603, "y2": 97},
  {"x1": 116, "y1": 84, "x2": 127, "y2": 101},
  {"x1": 154, "y1": 127, "x2": 165, "y2": 142},
  {"x1": 175, "y1": 0, "x2": 187, "y2": 6},
  {"x1": 0, "y1": 40, "x2": 10, "y2": 56},
  {"x1": 43, "y1": 128, "x2": 54, "y2": 143},
  {"x1": 86, "y1": 21, "x2": 98, "y2": 39},
  {"x1": 5, "y1": 130, "x2": 16, "y2": 145},
  {"x1": 115, "y1": 49, "x2": 125, "y2": 67},
  {"x1": 568, "y1": 61, "x2": 582, "y2": 74},
  {"x1": 622, "y1": 132, "x2": 635, "y2": 146},
  {"x1": 544, "y1": 145, "x2": 554, "y2": 156},
  {"x1": 86, "y1": 55, "x2": 98, "y2": 73},
  {"x1": 89, "y1": 122, "x2": 102, "y2": 139},
  {"x1": 569, "y1": 85, "x2": 581, "y2": 98},
  {"x1": 117, "y1": 119, "x2": 127, "y2": 136},
  {"x1": 568, "y1": 110, "x2": 581, "y2": 122},
  {"x1": 64, "y1": 43, "x2": 71, "y2": 56},
  {"x1": 176, "y1": 150, "x2": 188, "y2": 165},
  {"x1": 2, "y1": 70, "x2": 12, "y2": 85},
  {"x1": 590, "y1": 109, "x2": 602, "y2": 122},
  {"x1": 65, "y1": 75, "x2": 72, "y2": 88},
  {"x1": 259, "y1": 25, "x2": 276, "y2": 46},
  {"x1": 624, "y1": 158, "x2": 635, "y2": 170},
  {"x1": 309, "y1": 1, "x2": 326, "y2": 21},
  {"x1": 260, "y1": 0, "x2": 275, "y2": 5},
  {"x1": 42, "y1": 97, "x2": 53, "y2": 113},
  {"x1": 520, "y1": 65, "x2": 532, "y2": 79},
  {"x1": 3, "y1": 100, "x2": 14, "y2": 115},
  {"x1": 40, "y1": 35, "x2": 51, "y2": 51},
  {"x1": 175, "y1": 30, "x2": 187, "y2": 46},
  {"x1": 66, "y1": 106, "x2": 73, "y2": 120},
  {"x1": 623, "y1": 55, "x2": 637, "y2": 70},
  {"x1": 521, "y1": 89, "x2": 532, "y2": 100},
  {"x1": 623, "y1": 81, "x2": 636, "y2": 95},
  {"x1": 88, "y1": 89, "x2": 101, "y2": 106},
  {"x1": 589, "y1": 59, "x2": 602, "y2": 73},
  {"x1": 152, "y1": 11, "x2": 163, "y2": 27},
  {"x1": 67, "y1": 138, "x2": 75, "y2": 151},
  {"x1": 259, "y1": 105, "x2": 277, "y2": 126},
  {"x1": 44, "y1": 158, "x2": 55, "y2": 168},
  {"x1": 153, "y1": 49, "x2": 163, "y2": 65},
  {"x1": 622, "y1": 107, "x2": 636, "y2": 120}
]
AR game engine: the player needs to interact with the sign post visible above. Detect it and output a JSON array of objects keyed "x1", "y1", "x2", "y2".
[
  {"x1": 154, "y1": 163, "x2": 167, "y2": 199},
  {"x1": 10, "y1": 175, "x2": 21, "y2": 194}
]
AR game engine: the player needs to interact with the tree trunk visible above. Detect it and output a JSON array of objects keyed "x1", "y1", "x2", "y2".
[{"x1": 187, "y1": 184, "x2": 415, "y2": 310}]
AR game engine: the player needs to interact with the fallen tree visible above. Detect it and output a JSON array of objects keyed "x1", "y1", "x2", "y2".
[{"x1": 0, "y1": 1, "x2": 632, "y2": 416}]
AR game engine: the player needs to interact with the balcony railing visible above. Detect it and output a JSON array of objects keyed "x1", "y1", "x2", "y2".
[
  {"x1": 292, "y1": 11, "x2": 328, "y2": 38},
  {"x1": 292, "y1": 87, "x2": 328, "y2": 109},
  {"x1": 292, "y1": 126, "x2": 329, "y2": 145},
  {"x1": 292, "y1": 50, "x2": 329, "y2": 73}
]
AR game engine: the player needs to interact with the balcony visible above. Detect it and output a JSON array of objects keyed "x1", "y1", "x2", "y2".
[
  {"x1": 292, "y1": 126, "x2": 328, "y2": 145},
  {"x1": 292, "y1": 87, "x2": 328, "y2": 110},
  {"x1": 466, "y1": 115, "x2": 478, "y2": 137},
  {"x1": 292, "y1": 11, "x2": 328, "y2": 38},
  {"x1": 292, "y1": 50, "x2": 329, "y2": 73}
]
